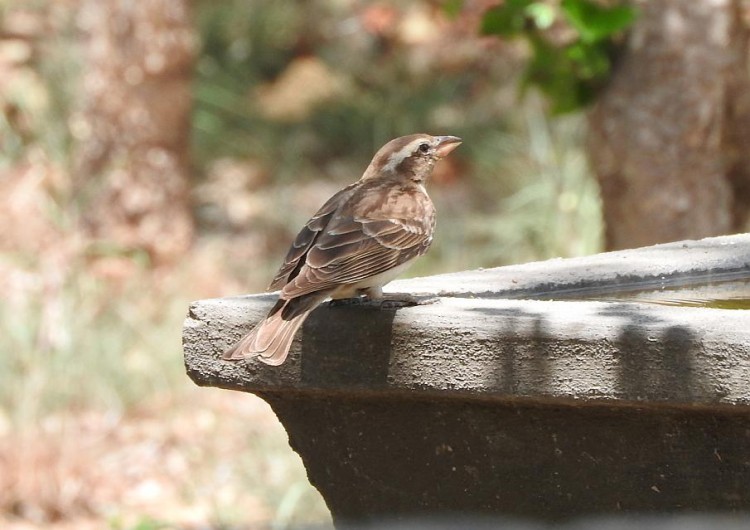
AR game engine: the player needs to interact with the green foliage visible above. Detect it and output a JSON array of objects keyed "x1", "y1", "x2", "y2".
[
  {"x1": 481, "y1": 0, "x2": 638, "y2": 113},
  {"x1": 443, "y1": 0, "x2": 465, "y2": 18},
  {"x1": 481, "y1": 0, "x2": 534, "y2": 36},
  {"x1": 561, "y1": 0, "x2": 637, "y2": 42}
]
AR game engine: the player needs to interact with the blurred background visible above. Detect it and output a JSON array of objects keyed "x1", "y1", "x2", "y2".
[{"x1": 1, "y1": 0, "x2": 748, "y2": 528}]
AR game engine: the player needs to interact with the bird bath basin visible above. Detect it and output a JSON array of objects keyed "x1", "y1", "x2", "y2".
[{"x1": 183, "y1": 234, "x2": 750, "y2": 526}]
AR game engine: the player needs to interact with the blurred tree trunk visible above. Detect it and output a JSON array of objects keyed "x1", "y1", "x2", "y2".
[
  {"x1": 74, "y1": 0, "x2": 196, "y2": 263},
  {"x1": 587, "y1": 0, "x2": 750, "y2": 250}
]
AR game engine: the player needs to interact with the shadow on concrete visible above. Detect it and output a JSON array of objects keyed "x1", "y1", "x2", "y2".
[
  {"x1": 596, "y1": 303, "x2": 707, "y2": 403},
  {"x1": 467, "y1": 305, "x2": 554, "y2": 395},
  {"x1": 299, "y1": 302, "x2": 397, "y2": 388},
  {"x1": 468, "y1": 301, "x2": 711, "y2": 404}
]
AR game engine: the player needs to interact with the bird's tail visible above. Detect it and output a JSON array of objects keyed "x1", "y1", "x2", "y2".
[{"x1": 222, "y1": 293, "x2": 326, "y2": 365}]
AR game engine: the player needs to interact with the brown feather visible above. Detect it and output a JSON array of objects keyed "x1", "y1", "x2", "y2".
[
  {"x1": 268, "y1": 183, "x2": 359, "y2": 290},
  {"x1": 223, "y1": 292, "x2": 329, "y2": 365}
]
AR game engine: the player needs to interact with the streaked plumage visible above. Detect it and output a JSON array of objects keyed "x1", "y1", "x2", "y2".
[{"x1": 224, "y1": 134, "x2": 462, "y2": 365}]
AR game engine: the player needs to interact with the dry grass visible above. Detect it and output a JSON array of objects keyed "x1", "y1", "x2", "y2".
[
  {"x1": 0, "y1": 389, "x2": 331, "y2": 530},
  {"x1": 0, "y1": 163, "x2": 332, "y2": 529}
]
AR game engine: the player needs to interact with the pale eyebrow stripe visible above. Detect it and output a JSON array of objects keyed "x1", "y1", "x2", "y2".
[{"x1": 382, "y1": 140, "x2": 421, "y2": 173}]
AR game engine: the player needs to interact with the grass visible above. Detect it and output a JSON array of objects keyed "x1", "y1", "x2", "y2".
[
  {"x1": 0, "y1": 263, "x2": 184, "y2": 421},
  {"x1": 414, "y1": 96, "x2": 602, "y2": 275}
]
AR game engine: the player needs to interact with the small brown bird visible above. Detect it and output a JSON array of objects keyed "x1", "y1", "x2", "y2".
[{"x1": 224, "y1": 133, "x2": 462, "y2": 365}]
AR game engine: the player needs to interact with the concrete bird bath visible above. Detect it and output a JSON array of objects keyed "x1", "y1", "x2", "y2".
[{"x1": 182, "y1": 234, "x2": 750, "y2": 526}]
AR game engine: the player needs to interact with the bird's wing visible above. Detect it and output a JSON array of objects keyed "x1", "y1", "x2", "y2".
[
  {"x1": 268, "y1": 183, "x2": 359, "y2": 290},
  {"x1": 280, "y1": 191, "x2": 435, "y2": 299}
]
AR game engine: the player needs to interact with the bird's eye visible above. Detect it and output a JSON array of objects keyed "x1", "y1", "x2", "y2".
[{"x1": 418, "y1": 143, "x2": 430, "y2": 154}]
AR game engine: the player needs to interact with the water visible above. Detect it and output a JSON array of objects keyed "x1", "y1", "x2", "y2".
[
  {"x1": 589, "y1": 279, "x2": 750, "y2": 309},
  {"x1": 530, "y1": 276, "x2": 750, "y2": 310}
]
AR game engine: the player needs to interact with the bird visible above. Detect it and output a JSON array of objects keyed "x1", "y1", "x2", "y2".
[{"x1": 223, "y1": 133, "x2": 462, "y2": 366}]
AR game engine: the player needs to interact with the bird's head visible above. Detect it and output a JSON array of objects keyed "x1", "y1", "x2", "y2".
[{"x1": 363, "y1": 134, "x2": 462, "y2": 183}]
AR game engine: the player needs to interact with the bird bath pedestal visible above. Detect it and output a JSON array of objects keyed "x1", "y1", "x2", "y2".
[{"x1": 183, "y1": 234, "x2": 750, "y2": 525}]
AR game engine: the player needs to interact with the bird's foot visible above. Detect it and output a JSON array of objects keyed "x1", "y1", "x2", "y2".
[
  {"x1": 328, "y1": 297, "x2": 365, "y2": 307},
  {"x1": 328, "y1": 293, "x2": 439, "y2": 309},
  {"x1": 369, "y1": 293, "x2": 439, "y2": 309}
]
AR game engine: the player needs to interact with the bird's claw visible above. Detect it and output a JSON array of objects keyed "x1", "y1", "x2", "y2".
[
  {"x1": 328, "y1": 294, "x2": 439, "y2": 310},
  {"x1": 374, "y1": 294, "x2": 439, "y2": 309},
  {"x1": 328, "y1": 297, "x2": 364, "y2": 307},
  {"x1": 378, "y1": 299, "x2": 413, "y2": 310}
]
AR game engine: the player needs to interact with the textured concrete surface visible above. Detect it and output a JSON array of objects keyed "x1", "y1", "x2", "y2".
[
  {"x1": 184, "y1": 234, "x2": 750, "y2": 407},
  {"x1": 185, "y1": 295, "x2": 750, "y2": 407},
  {"x1": 382, "y1": 233, "x2": 750, "y2": 299},
  {"x1": 269, "y1": 395, "x2": 750, "y2": 523},
  {"x1": 183, "y1": 233, "x2": 750, "y2": 523}
]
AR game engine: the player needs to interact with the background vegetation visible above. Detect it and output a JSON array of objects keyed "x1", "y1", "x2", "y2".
[{"x1": 0, "y1": 1, "x2": 604, "y2": 528}]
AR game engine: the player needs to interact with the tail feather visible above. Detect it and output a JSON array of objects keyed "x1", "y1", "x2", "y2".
[{"x1": 223, "y1": 293, "x2": 327, "y2": 365}]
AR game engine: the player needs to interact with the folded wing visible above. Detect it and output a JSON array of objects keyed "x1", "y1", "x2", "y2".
[
  {"x1": 281, "y1": 206, "x2": 435, "y2": 299},
  {"x1": 268, "y1": 183, "x2": 359, "y2": 290}
]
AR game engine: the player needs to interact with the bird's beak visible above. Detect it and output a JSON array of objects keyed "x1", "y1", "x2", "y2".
[{"x1": 434, "y1": 136, "x2": 462, "y2": 157}]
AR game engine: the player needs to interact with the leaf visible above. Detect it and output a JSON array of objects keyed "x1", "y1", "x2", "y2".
[
  {"x1": 443, "y1": 0, "x2": 464, "y2": 19},
  {"x1": 561, "y1": 0, "x2": 637, "y2": 42},
  {"x1": 523, "y1": 35, "x2": 596, "y2": 114},
  {"x1": 480, "y1": 0, "x2": 534, "y2": 37},
  {"x1": 525, "y1": 3, "x2": 556, "y2": 30},
  {"x1": 481, "y1": 0, "x2": 632, "y2": 112},
  {"x1": 565, "y1": 41, "x2": 611, "y2": 79}
]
